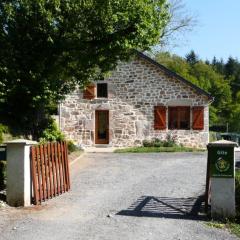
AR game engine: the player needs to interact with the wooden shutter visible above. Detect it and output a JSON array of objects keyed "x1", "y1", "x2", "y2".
[
  {"x1": 192, "y1": 107, "x2": 204, "y2": 130},
  {"x1": 154, "y1": 106, "x2": 166, "y2": 130},
  {"x1": 83, "y1": 84, "x2": 95, "y2": 99}
]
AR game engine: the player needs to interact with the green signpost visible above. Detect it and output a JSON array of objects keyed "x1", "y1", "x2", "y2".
[
  {"x1": 209, "y1": 146, "x2": 234, "y2": 178},
  {"x1": 207, "y1": 140, "x2": 238, "y2": 218},
  {"x1": 0, "y1": 146, "x2": 6, "y2": 161}
]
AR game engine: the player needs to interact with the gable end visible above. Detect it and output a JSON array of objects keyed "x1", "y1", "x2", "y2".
[{"x1": 136, "y1": 51, "x2": 213, "y2": 101}]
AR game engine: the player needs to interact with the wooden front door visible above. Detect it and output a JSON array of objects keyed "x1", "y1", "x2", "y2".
[{"x1": 95, "y1": 110, "x2": 109, "y2": 144}]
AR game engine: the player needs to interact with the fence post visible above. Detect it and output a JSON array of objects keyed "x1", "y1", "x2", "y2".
[{"x1": 5, "y1": 139, "x2": 38, "y2": 207}]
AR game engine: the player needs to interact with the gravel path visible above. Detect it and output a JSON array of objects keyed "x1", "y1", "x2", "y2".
[{"x1": 0, "y1": 152, "x2": 238, "y2": 240}]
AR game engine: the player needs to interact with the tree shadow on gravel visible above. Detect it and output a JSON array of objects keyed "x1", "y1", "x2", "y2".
[{"x1": 117, "y1": 195, "x2": 207, "y2": 221}]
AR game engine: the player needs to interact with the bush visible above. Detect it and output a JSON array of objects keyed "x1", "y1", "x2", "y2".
[
  {"x1": 0, "y1": 161, "x2": 6, "y2": 190},
  {"x1": 142, "y1": 136, "x2": 178, "y2": 148},
  {"x1": 0, "y1": 124, "x2": 8, "y2": 144},
  {"x1": 236, "y1": 170, "x2": 240, "y2": 217},
  {"x1": 210, "y1": 131, "x2": 217, "y2": 142},
  {"x1": 142, "y1": 140, "x2": 154, "y2": 147},
  {"x1": 163, "y1": 133, "x2": 177, "y2": 147},
  {"x1": 152, "y1": 138, "x2": 163, "y2": 147},
  {"x1": 67, "y1": 141, "x2": 80, "y2": 153},
  {"x1": 39, "y1": 119, "x2": 65, "y2": 143}
]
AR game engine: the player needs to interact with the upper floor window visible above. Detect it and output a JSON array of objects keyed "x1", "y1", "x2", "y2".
[
  {"x1": 97, "y1": 83, "x2": 108, "y2": 98},
  {"x1": 168, "y1": 106, "x2": 190, "y2": 130}
]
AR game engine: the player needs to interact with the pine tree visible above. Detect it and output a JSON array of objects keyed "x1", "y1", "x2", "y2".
[{"x1": 185, "y1": 50, "x2": 199, "y2": 65}]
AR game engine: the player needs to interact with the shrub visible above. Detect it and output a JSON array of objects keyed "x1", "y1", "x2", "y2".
[
  {"x1": 39, "y1": 119, "x2": 65, "y2": 143},
  {"x1": 142, "y1": 137, "x2": 179, "y2": 148},
  {"x1": 209, "y1": 131, "x2": 217, "y2": 142},
  {"x1": 0, "y1": 161, "x2": 6, "y2": 190},
  {"x1": 142, "y1": 140, "x2": 153, "y2": 147},
  {"x1": 67, "y1": 141, "x2": 79, "y2": 153},
  {"x1": 163, "y1": 134, "x2": 178, "y2": 147},
  {"x1": 236, "y1": 170, "x2": 240, "y2": 217},
  {"x1": 0, "y1": 124, "x2": 8, "y2": 144},
  {"x1": 153, "y1": 138, "x2": 164, "y2": 147}
]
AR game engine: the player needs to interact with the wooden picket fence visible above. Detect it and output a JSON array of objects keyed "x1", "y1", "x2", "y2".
[{"x1": 30, "y1": 141, "x2": 70, "y2": 205}]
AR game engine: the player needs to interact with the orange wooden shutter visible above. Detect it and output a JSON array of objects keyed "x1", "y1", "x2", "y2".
[
  {"x1": 192, "y1": 107, "x2": 204, "y2": 130},
  {"x1": 83, "y1": 84, "x2": 95, "y2": 99},
  {"x1": 154, "y1": 106, "x2": 166, "y2": 130}
]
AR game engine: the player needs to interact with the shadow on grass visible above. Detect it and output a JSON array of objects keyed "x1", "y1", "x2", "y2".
[{"x1": 117, "y1": 195, "x2": 207, "y2": 221}]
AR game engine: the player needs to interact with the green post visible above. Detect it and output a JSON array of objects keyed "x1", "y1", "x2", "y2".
[{"x1": 207, "y1": 140, "x2": 238, "y2": 219}]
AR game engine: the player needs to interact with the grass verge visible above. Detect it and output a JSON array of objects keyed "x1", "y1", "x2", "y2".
[{"x1": 114, "y1": 146, "x2": 205, "y2": 153}]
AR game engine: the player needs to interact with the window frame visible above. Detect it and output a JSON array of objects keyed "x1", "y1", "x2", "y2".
[
  {"x1": 168, "y1": 106, "x2": 191, "y2": 130},
  {"x1": 96, "y1": 83, "x2": 108, "y2": 99}
]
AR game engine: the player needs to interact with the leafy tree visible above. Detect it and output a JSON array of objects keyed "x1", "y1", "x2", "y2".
[
  {"x1": 155, "y1": 52, "x2": 232, "y2": 126},
  {"x1": 211, "y1": 57, "x2": 225, "y2": 75},
  {"x1": 0, "y1": 0, "x2": 170, "y2": 139},
  {"x1": 225, "y1": 57, "x2": 238, "y2": 78},
  {"x1": 224, "y1": 57, "x2": 240, "y2": 97},
  {"x1": 157, "y1": 0, "x2": 197, "y2": 49},
  {"x1": 229, "y1": 92, "x2": 240, "y2": 131}
]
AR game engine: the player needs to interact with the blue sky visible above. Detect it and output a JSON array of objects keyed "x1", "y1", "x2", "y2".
[{"x1": 173, "y1": 0, "x2": 240, "y2": 62}]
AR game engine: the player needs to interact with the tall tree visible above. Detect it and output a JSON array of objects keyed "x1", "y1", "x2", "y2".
[
  {"x1": 157, "y1": 0, "x2": 197, "y2": 49},
  {"x1": 0, "y1": 0, "x2": 170, "y2": 138},
  {"x1": 185, "y1": 50, "x2": 199, "y2": 65},
  {"x1": 224, "y1": 57, "x2": 240, "y2": 97},
  {"x1": 155, "y1": 51, "x2": 232, "y2": 127}
]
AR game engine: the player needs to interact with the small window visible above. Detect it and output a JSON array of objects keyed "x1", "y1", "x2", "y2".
[
  {"x1": 168, "y1": 107, "x2": 190, "y2": 130},
  {"x1": 97, "y1": 83, "x2": 108, "y2": 98}
]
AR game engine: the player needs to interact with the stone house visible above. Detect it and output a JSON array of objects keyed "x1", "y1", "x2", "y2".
[{"x1": 59, "y1": 52, "x2": 213, "y2": 148}]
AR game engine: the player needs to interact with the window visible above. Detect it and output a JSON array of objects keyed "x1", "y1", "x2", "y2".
[
  {"x1": 97, "y1": 83, "x2": 108, "y2": 98},
  {"x1": 168, "y1": 107, "x2": 190, "y2": 130}
]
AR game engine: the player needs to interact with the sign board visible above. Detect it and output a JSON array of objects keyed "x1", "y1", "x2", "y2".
[
  {"x1": 0, "y1": 146, "x2": 6, "y2": 161},
  {"x1": 209, "y1": 146, "x2": 234, "y2": 178}
]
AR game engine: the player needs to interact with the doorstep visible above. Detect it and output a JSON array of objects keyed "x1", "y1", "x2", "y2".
[{"x1": 85, "y1": 146, "x2": 118, "y2": 153}]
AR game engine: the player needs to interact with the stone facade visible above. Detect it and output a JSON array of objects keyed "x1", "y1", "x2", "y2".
[{"x1": 60, "y1": 54, "x2": 211, "y2": 148}]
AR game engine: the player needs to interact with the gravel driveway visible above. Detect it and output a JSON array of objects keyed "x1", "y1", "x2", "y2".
[{"x1": 0, "y1": 152, "x2": 238, "y2": 240}]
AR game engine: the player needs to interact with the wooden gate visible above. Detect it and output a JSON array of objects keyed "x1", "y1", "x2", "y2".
[{"x1": 30, "y1": 141, "x2": 70, "y2": 205}]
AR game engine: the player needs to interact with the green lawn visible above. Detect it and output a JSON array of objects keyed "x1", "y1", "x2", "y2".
[{"x1": 114, "y1": 146, "x2": 205, "y2": 153}]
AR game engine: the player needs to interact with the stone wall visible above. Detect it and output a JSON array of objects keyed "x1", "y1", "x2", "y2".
[{"x1": 60, "y1": 56, "x2": 210, "y2": 148}]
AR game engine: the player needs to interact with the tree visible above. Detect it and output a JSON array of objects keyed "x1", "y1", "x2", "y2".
[
  {"x1": 228, "y1": 92, "x2": 240, "y2": 131},
  {"x1": 157, "y1": 0, "x2": 197, "y2": 49},
  {"x1": 185, "y1": 50, "x2": 199, "y2": 65},
  {"x1": 155, "y1": 51, "x2": 232, "y2": 127},
  {"x1": 224, "y1": 57, "x2": 240, "y2": 97},
  {"x1": 225, "y1": 57, "x2": 238, "y2": 78},
  {"x1": 0, "y1": 0, "x2": 170, "y2": 139}
]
